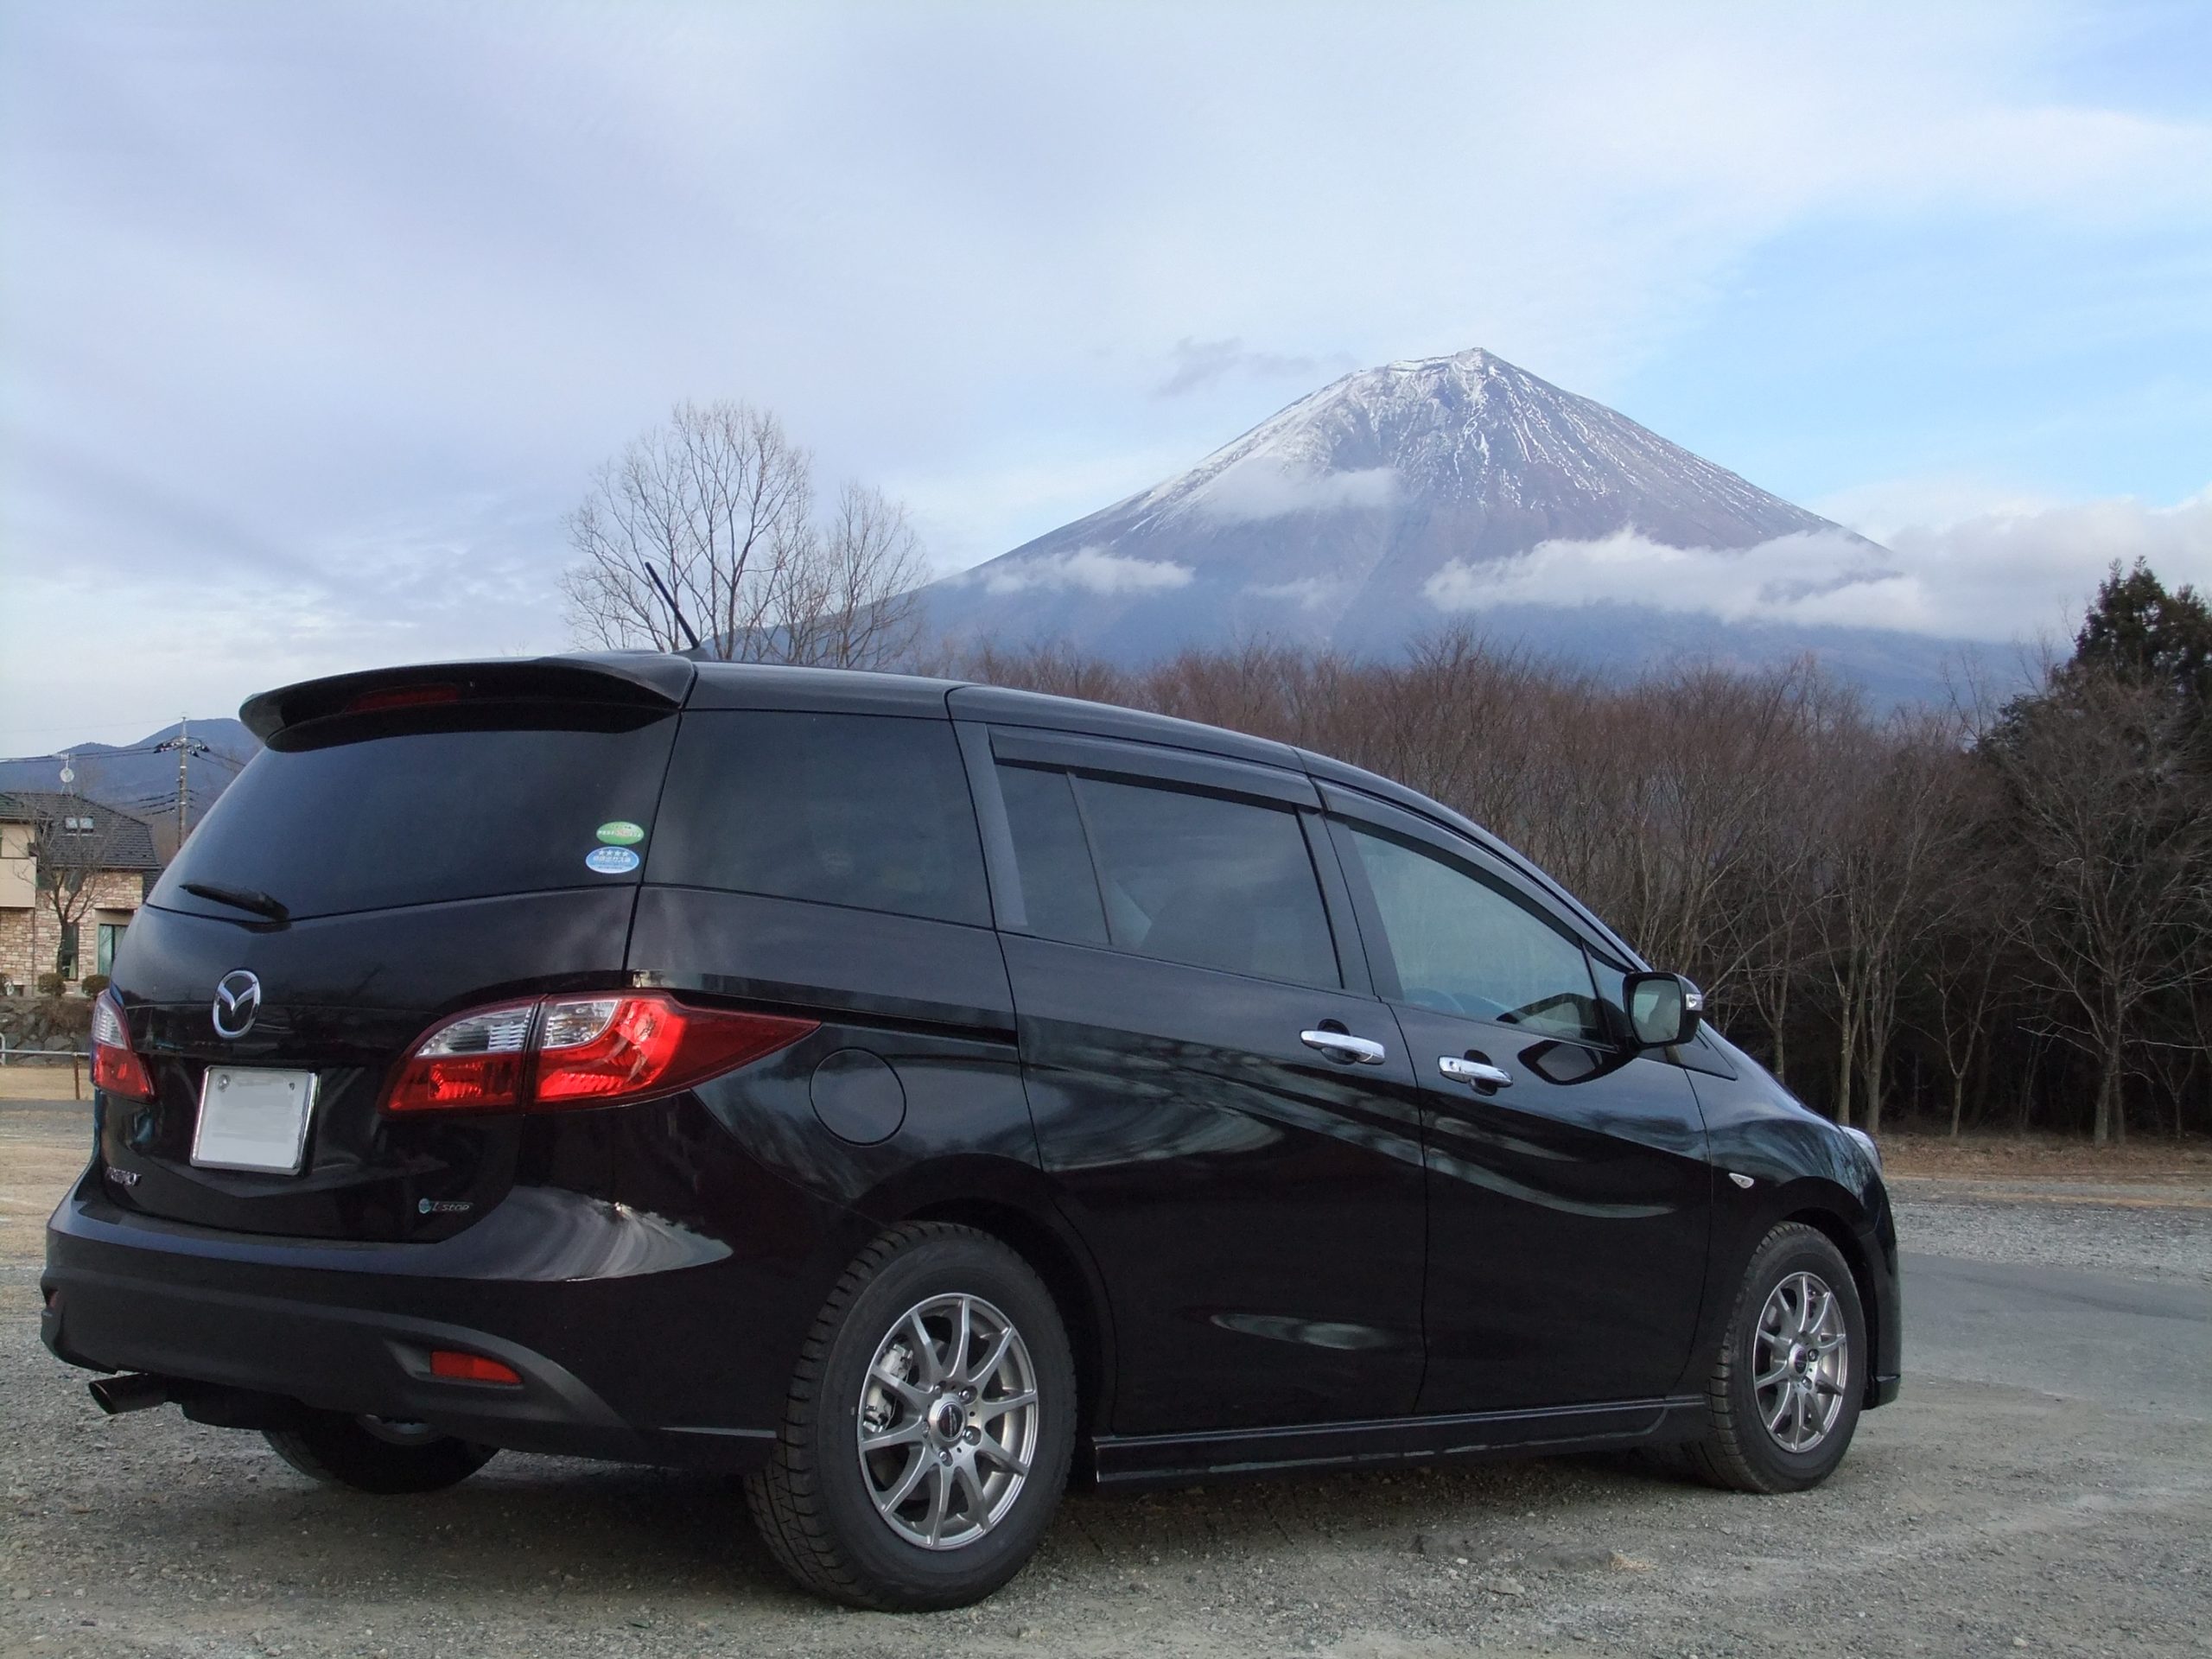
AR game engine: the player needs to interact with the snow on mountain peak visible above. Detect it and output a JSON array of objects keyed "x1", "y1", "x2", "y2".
[{"x1": 921, "y1": 345, "x2": 1901, "y2": 680}]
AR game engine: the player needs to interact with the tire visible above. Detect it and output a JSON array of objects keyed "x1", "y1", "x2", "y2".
[
  {"x1": 746, "y1": 1222, "x2": 1077, "y2": 1611},
  {"x1": 1687, "y1": 1221, "x2": 1866, "y2": 1494},
  {"x1": 264, "y1": 1411, "x2": 497, "y2": 1495}
]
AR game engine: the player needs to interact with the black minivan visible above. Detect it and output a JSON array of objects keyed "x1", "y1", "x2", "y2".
[{"x1": 46, "y1": 654, "x2": 1898, "y2": 1610}]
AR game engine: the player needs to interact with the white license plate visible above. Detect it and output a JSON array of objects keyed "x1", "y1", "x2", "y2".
[{"x1": 192, "y1": 1067, "x2": 318, "y2": 1174}]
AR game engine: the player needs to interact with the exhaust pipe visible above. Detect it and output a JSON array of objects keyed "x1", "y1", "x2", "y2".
[{"x1": 87, "y1": 1373, "x2": 174, "y2": 1415}]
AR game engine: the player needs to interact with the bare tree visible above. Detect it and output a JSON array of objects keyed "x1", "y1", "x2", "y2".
[
  {"x1": 563, "y1": 400, "x2": 924, "y2": 667},
  {"x1": 25, "y1": 803, "x2": 135, "y2": 982},
  {"x1": 1981, "y1": 675, "x2": 2212, "y2": 1145}
]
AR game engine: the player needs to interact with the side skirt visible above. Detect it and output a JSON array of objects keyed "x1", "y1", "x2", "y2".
[{"x1": 1087, "y1": 1395, "x2": 1707, "y2": 1490}]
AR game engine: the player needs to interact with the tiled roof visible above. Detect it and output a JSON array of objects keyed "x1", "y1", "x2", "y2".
[{"x1": 0, "y1": 792, "x2": 163, "y2": 872}]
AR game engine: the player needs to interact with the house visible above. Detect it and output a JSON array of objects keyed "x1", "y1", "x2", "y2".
[{"x1": 0, "y1": 793, "x2": 163, "y2": 993}]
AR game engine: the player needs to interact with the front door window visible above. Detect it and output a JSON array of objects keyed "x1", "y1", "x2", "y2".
[{"x1": 1342, "y1": 824, "x2": 1605, "y2": 1043}]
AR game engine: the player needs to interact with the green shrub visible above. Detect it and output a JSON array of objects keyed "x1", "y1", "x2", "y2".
[
  {"x1": 35, "y1": 972, "x2": 65, "y2": 997},
  {"x1": 79, "y1": 974, "x2": 111, "y2": 996}
]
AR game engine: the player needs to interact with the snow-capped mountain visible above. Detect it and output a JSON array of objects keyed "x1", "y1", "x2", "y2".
[{"x1": 922, "y1": 347, "x2": 1955, "y2": 695}]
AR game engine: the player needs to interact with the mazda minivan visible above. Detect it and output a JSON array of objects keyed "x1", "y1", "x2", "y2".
[{"x1": 44, "y1": 653, "x2": 1897, "y2": 1610}]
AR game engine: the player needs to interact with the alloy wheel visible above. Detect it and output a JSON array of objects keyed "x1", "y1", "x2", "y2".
[
  {"x1": 1752, "y1": 1269, "x2": 1850, "y2": 1452},
  {"x1": 856, "y1": 1293, "x2": 1039, "y2": 1550}
]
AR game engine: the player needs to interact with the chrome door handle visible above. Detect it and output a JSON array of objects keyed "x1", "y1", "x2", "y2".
[
  {"x1": 1300, "y1": 1030, "x2": 1388, "y2": 1065},
  {"x1": 1440, "y1": 1056, "x2": 1512, "y2": 1089}
]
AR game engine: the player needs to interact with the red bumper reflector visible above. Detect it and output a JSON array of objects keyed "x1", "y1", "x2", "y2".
[{"x1": 429, "y1": 1350, "x2": 521, "y2": 1386}]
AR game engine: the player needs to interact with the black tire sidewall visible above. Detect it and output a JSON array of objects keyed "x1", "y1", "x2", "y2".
[
  {"x1": 808, "y1": 1233, "x2": 1075, "y2": 1605},
  {"x1": 1725, "y1": 1229, "x2": 1867, "y2": 1489}
]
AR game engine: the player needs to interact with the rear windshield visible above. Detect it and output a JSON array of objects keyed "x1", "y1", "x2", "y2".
[
  {"x1": 152, "y1": 704, "x2": 679, "y2": 921},
  {"x1": 647, "y1": 710, "x2": 989, "y2": 925}
]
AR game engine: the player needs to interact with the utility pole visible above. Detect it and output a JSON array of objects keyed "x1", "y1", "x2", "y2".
[{"x1": 154, "y1": 720, "x2": 210, "y2": 852}]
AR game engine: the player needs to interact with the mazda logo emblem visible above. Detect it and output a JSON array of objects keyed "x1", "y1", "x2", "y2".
[{"x1": 212, "y1": 969, "x2": 263, "y2": 1040}]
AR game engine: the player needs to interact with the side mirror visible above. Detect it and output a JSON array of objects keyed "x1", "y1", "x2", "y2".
[{"x1": 1623, "y1": 972, "x2": 1703, "y2": 1049}]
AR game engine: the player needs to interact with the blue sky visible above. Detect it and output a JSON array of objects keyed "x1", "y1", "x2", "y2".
[{"x1": 3, "y1": 0, "x2": 2209, "y2": 753}]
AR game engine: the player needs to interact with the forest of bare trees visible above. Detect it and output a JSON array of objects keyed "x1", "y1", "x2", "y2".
[{"x1": 944, "y1": 561, "x2": 2212, "y2": 1146}]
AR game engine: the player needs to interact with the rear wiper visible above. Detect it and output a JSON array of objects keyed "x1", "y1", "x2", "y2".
[{"x1": 180, "y1": 881, "x2": 291, "y2": 923}]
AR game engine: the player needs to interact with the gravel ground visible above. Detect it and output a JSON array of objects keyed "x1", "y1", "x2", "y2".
[
  {"x1": 1891, "y1": 1179, "x2": 2212, "y2": 1286},
  {"x1": 6, "y1": 1101, "x2": 2210, "y2": 1659}
]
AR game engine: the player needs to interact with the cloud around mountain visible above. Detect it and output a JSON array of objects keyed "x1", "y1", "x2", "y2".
[
  {"x1": 972, "y1": 545, "x2": 1196, "y2": 596},
  {"x1": 1192, "y1": 458, "x2": 1401, "y2": 524},
  {"x1": 1426, "y1": 488, "x2": 2212, "y2": 645}
]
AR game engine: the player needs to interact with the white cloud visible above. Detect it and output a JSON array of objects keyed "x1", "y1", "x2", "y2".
[
  {"x1": 1194, "y1": 459, "x2": 1399, "y2": 524},
  {"x1": 977, "y1": 546, "x2": 1195, "y2": 597},
  {"x1": 1246, "y1": 576, "x2": 1351, "y2": 612},
  {"x1": 1422, "y1": 488, "x2": 2212, "y2": 641}
]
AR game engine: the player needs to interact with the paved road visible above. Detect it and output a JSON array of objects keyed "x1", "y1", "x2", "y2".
[{"x1": 1904, "y1": 1249, "x2": 2212, "y2": 1419}]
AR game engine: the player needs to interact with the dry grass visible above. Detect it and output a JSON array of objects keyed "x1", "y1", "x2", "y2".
[{"x1": 1879, "y1": 1129, "x2": 2212, "y2": 1183}]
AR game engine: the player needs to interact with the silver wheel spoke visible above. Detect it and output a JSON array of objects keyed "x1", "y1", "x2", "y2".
[
  {"x1": 876, "y1": 1447, "x2": 931, "y2": 1516},
  {"x1": 860, "y1": 1420, "x2": 926, "y2": 1453},
  {"x1": 1753, "y1": 1362, "x2": 1791, "y2": 1389},
  {"x1": 974, "y1": 1437, "x2": 1028, "y2": 1477},
  {"x1": 973, "y1": 1389, "x2": 1037, "y2": 1424},
  {"x1": 924, "y1": 1461, "x2": 951, "y2": 1545},
  {"x1": 907, "y1": 1312, "x2": 944, "y2": 1387},
  {"x1": 953, "y1": 1459, "x2": 988, "y2": 1520},
  {"x1": 969, "y1": 1326, "x2": 1016, "y2": 1388},
  {"x1": 870, "y1": 1366, "x2": 931, "y2": 1410},
  {"x1": 950, "y1": 1297, "x2": 974, "y2": 1383}
]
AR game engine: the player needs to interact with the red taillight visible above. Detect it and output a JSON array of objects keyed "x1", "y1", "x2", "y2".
[
  {"x1": 385, "y1": 1001, "x2": 534, "y2": 1113},
  {"x1": 90, "y1": 991, "x2": 155, "y2": 1102},
  {"x1": 382, "y1": 993, "x2": 815, "y2": 1115},
  {"x1": 429, "y1": 1349, "x2": 522, "y2": 1386},
  {"x1": 345, "y1": 683, "x2": 460, "y2": 715}
]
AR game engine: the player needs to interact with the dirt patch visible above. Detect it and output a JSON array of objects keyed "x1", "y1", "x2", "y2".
[
  {"x1": 0, "y1": 1067, "x2": 86, "y2": 1103},
  {"x1": 1879, "y1": 1129, "x2": 2212, "y2": 1183}
]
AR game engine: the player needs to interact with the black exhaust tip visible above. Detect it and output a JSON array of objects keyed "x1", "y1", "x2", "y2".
[{"x1": 87, "y1": 1374, "x2": 173, "y2": 1415}]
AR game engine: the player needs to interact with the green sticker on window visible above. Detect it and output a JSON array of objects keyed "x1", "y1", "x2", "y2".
[{"x1": 595, "y1": 821, "x2": 645, "y2": 846}]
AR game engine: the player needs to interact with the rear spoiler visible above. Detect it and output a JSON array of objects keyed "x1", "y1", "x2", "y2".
[{"x1": 239, "y1": 653, "x2": 696, "y2": 742}]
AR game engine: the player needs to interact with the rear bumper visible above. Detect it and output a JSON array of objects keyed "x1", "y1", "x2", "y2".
[{"x1": 41, "y1": 1170, "x2": 850, "y2": 1470}]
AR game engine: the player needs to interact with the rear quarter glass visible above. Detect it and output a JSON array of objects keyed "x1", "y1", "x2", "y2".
[
  {"x1": 645, "y1": 710, "x2": 990, "y2": 925},
  {"x1": 151, "y1": 702, "x2": 679, "y2": 922}
]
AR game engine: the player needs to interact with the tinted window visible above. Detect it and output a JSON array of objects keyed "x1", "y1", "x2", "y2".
[
  {"x1": 1345, "y1": 824, "x2": 1605, "y2": 1042},
  {"x1": 153, "y1": 705, "x2": 677, "y2": 921},
  {"x1": 1074, "y1": 776, "x2": 1338, "y2": 988},
  {"x1": 997, "y1": 764, "x2": 1108, "y2": 945},
  {"x1": 651, "y1": 712, "x2": 988, "y2": 925}
]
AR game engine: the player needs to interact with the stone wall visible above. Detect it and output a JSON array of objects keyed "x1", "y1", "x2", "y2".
[{"x1": 0, "y1": 870, "x2": 145, "y2": 993}]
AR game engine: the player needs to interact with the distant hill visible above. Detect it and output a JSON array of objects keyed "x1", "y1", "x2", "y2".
[
  {"x1": 0, "y1": 719, "x2": 258, "y2": 855},
  {"x1": 918, "y1": 346, "x2": 1974, "y2": 702}
]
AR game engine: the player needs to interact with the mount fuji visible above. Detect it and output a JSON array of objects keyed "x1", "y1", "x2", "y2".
[{"x1": 921, "y1": 348, "x2": 1964, "y2": 697}]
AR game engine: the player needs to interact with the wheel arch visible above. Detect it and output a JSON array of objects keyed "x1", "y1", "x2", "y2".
[
  {"x1": 903, "y1": 1194, "x2": 1116, "y2": 1456},
  {"x1": 1778, "y1": 1201, "x2": 1884, "y2": 1409}
]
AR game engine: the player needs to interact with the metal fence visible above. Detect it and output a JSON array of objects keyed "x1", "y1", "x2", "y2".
[{"x1": 0, "y1": 1036, "x2": 91, "y2": 1098}]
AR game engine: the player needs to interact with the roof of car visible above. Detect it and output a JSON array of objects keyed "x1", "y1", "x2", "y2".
[{"x1": 239, "y1": 653, "x2": 1645, "y2": 966}]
